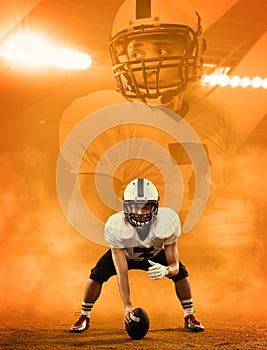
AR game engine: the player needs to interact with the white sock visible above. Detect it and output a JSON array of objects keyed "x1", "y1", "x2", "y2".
[
  {"x1": 81, "y1": 301, "x2": 94, "y2": 317},
  {"x1": 181, "y1": 298, "x2": 194, "y2": 317}
]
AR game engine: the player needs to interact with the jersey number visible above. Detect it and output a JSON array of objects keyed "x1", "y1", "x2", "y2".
[{"x1": 133, "y1": 246, "x2": 155, "y2": 260}]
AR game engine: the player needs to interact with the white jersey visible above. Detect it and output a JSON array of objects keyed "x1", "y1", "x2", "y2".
[{"x1": 105, "y1": 207, "x2": 181, "y2": 261}]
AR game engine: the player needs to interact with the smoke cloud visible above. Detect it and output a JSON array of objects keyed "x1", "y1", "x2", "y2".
[{"x1": 0, "y1": 140, "x2": 266, "y2": 326}]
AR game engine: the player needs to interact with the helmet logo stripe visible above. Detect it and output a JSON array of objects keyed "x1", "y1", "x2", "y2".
[
  {"x1": 137, "y1": 178, "x2": 144, "y2": 197},
  {"x1": 136, "y1": 0, "x2": 151, "y2": 19}
]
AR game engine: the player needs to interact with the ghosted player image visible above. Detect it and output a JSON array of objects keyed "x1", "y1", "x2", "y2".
[{"x1": 70, "y1": 178, "x2": 204, "y2": 332}]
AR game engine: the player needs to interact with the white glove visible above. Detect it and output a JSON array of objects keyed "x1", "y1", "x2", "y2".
[{"x1": 147, "y1": 260, "x2": 169, "y2": 280}]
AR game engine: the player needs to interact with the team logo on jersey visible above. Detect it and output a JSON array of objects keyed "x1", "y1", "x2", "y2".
[{"x1": 56, "y1": 102, "x2": 210, "y2": 245}]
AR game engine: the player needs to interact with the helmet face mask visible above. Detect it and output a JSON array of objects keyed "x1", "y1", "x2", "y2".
[
  {"x1": 123, "y1": 178, "x2": 159, "y2": 227},
  {"x1": 124, "y1": 200, "x2": 158, "y2": 227},
  {"x1": 109, "y1": 2, "x2": 206, "y2": 103}
]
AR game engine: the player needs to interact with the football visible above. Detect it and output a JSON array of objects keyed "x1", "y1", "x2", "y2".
[{"x1": 125, "y1": 307, "x2": 150, "y2": 340}]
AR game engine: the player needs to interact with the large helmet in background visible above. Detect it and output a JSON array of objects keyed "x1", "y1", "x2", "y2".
[
  {"x1": 123, "y1": 178, "x2": 159, "y2": 227},
  {"x1": 109, "y1": 0, "x2": 206, "y2": 104}
]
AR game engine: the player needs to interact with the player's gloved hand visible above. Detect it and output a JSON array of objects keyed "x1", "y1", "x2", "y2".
[{"x1": 147, "y1": 260, "x2": 169, "y2": 280}]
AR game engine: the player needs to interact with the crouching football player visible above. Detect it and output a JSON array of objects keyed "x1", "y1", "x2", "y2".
[{"x1": 70, "y1": 178, "x2": 204, "y2": 332}]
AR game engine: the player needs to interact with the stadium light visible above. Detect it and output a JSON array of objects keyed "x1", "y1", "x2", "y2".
[
  {"x1": 202, "y1": 67, "x2": 267, "y2": 89},
  {"x1": 0, "y1": 31, "x2": 92, "y2": 70},
  {"x1": 262, "y1": 78, "x2": 267, "y2": 89},
  {"x1": 251, "y1": 76, "x2": 262, "y2": 89}
]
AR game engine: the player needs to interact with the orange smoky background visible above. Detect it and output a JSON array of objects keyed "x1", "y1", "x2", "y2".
[
  {"x1": 0, "y1": 0, "x2": 266, "y2": 327},
  {"x1": 0, "y1": 132, "x2": 266, "y2": 323}
]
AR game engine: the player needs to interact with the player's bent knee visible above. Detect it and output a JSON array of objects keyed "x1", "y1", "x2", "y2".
[
  {"x1": 170, "y1": 261, "x2": 189, "y2": 282},
  {"x1": 89, "y1": 268, "x2": 114, "y2": 284}
]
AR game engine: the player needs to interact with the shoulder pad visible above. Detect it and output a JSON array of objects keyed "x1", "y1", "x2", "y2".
[
  {"x1": 105, "y1": 211, "x2": 134, "y2": 241},
  {"x1": 154, "y1": 207, "x2": 180, "y2": 239},
  {"x1": 59, "y1": 90, "x2": 127, "y2": 148}
]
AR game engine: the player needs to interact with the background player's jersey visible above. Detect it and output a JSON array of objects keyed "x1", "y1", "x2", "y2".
[
  {"x1": 59, "y1": 89, "x2": 231, "y2": 186},
  {"x1": 105, "y1": 207, "x2": 181, "y2": 260},
  {"x1": 59, "y1": 89, "x2": 234, "y2": 229}
]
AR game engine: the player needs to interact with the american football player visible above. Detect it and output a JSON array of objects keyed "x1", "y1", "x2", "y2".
[{"x1": 70, "y1": 178, "x2": 204, "y2": 332}]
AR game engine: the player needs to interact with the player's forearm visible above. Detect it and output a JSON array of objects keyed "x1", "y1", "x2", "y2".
[
  {"x1": 117, "y1": 273, "x2": 132, "y2": 307},
  {"x1": 111, "y1": 248, "x2": 132, "y2": 307},
  {"x1": 165, "y1": 243, "x2": 179, "y2": 277}
]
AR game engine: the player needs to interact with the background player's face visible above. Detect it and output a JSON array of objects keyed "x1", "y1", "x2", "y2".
[{"x1": 127, "y1": 34, "x2": 185, "y2": 89}]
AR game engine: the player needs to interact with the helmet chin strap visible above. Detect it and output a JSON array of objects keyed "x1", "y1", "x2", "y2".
[
  {"x1": 160, "y1": 87, "x2": 183, "y2": 104},
  {"x1": 161, "y1": 90, "x2": 184, "y2": 112},
  {"x1": 126, "y1": 89, "x2": 184, "y2": 112},
  {"x1": 144, "y1": 92, "x2": 184, "y2": 112}
]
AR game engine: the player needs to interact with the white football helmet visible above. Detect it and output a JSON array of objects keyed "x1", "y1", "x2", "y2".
[
  {"x1": 109, "y1": 0, "x2": 206, "y2": 103},
  {"x1": 123, "y1": 178, "x2": 159, "y2": 226}
]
